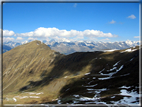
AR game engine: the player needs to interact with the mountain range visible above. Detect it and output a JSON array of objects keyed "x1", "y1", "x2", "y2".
[
  {"x1": 3, "y1": 40, "x2": 140, "y2": 105},
  {"x1": 3, "y1": 40, "x2": 140, "y2": 55}
]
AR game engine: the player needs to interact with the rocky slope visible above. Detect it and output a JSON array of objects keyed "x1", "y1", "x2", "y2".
[{"x1": 3, "y1": 40, "x2": 140, "y2": 105}]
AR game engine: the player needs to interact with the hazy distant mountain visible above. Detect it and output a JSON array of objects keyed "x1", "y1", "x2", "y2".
[
  {"x1": 3, "y1": 40, "x2": 140, "y2": 105},
  {"x1": 3, "y1": 45, "x2": 12, "y2": 53},
  {"x1": 3, "y1": 40, "x2": 140, "y2": 55},
  {"x1": 3, "y1": 41, "x2": 21, "y2": 48}
]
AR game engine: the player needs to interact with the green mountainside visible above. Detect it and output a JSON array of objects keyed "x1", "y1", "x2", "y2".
[{"x1": 3, "y1": 40, "x2": 140, "y2": 105}]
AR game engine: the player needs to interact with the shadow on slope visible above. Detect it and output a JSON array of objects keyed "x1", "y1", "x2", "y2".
[
  {"x1": 55, "y1": 49, "x2": 139, "y2": 104},
  {"x1": 19, "y1": 51, "x2": 103, "y2": 91}
]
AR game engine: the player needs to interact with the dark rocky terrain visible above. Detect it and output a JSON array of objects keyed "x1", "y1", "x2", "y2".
[{"x1": 3, "y1": 40, "x2": 141, "y2": 106}]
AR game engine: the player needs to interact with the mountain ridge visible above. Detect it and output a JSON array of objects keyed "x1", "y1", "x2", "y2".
[
  {"x1": 3, "y1": 40, "x2": 140, "y2": 105},
  {"x1": 3, "y1": 40, "x2": 64, "y2": 93},
  {"x1": 3, "y1": 40, "x2": 140, "y2": 55}
]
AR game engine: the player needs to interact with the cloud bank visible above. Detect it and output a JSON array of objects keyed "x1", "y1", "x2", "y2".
[
  {"x1": 16, "y1": 37, "x2": 23, "y2": 40},
  {"x1": 28, "y1": 37, "x2": 38, "y2": 41},
  {"x1": 2, "y1": 27, "x2": 118, "y2": 42},
  {"x1": 0, "y1": 29, "x2": 15, "y2": 36},
  {"x1": 15, "y1": 27, "x2": 118, "y2": 38},
  {"x1": 101, "y1": 38, "x2": 110, "y2": 41},
  {"x1": 3, "y1": 37, "x2": 15, "y2": 42}
]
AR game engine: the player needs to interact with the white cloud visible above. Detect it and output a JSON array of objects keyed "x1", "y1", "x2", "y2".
[
  {"x1": 83, "y1": 30, "x2": 117, "y2": 37},
  {"x1": 73, "y1": 3, "x2": 77, "y2": 7},
  {"x1": 16, "y1": 37, "x2": 23, "y2": 40},
  {"x1": 134, "y1": 36, "x2": 139, "y2": 38},
  {"x1": 28, "y1": 37, "x2": 38, "y2": 41},
  {"x1": 15, "y1": 31, "x2": 33, "y2": 37},
  {"x1": 127, "y1": 14, "x2": 136, "y2": 19},
  {"x1": 57, "y1": 37, "x2": 71, "y2": 42},
  {"x1": 101, "y1": 38, "x2": 110, "y2": 41},
  {"x1": 15, "y1": 27, "x2": 118, "y2": 40},
  {"x1": 109, "y1": 20, "x2": 116, "y2": 24},
  {"x1": 0, "y1": 29, "x2": 15, "y2": 36},
  {"x1": 3, "y1": 37, "x2": 14, "y2": 42}
]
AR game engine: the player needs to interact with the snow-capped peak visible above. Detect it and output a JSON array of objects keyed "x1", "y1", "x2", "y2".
[
  {"x1": 61, "y1": 38, "x2": 71, "y2": 42},
  {"x1": 125, "y1": 40, "x2": 133, "y2": 46}
]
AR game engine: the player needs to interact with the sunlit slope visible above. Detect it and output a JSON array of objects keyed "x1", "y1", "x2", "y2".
[{"x1": 3, "y1": 40, "x2": 63, "y2": 94}]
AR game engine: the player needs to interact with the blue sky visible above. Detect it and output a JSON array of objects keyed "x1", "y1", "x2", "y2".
[{"x1": 2, "y1": 2, "x2": 140, "y2": 42}]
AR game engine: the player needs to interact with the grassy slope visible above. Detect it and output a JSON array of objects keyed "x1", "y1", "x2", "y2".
[{"x1": 3, "y1": 41, "x2": 64, "y2": 103}]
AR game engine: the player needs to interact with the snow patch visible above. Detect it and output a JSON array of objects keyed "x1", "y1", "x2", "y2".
[
  {"x1": 28, "y1": 92, "x2": 36, "y2": 95},
  {"x1": 116, "y1": 65, "x2": 123, "y2": 72},
  {"x1": 113, "y1": 61, "x2": 120, "y2": 66},
  {"x1": 130, "y1": 57, "x2": 134, "y2": 61},
  {"x1": 121, "y1": 48, "x2": 137, "y2": 53},
  {"x1": 87, "y1": 88, "x2": 95, "y2": 91},
  {"x1": 114, "y1": 89, "x2": 140, "y2": 104},
  {"x1": 36, "y1": 92, "x2": 43, "y2": 95},
  {"x1": 103, "y1": 49, "x2": 118, "y2": 52},
  {"x1": 80, "y1": 88, "x2": 107, "y2": 101},
  {"x1": 26, "y1": 92, "x2": 43, "y2": 95},
  {"x1": 99, "y1": 65, "x2": 124, "y2": 80},
  {"x1": 125, "y1": 49, "x2": 132, "y2": 52},
  {"x1": 57, "y1": 99, "x2": 61, "y2": 104},
  {"x1": 64, "y1": 76, "x2": 68, "y2": 78},
  {"x1": 19, "y1": 96, "x2": 29, "y2": 99},
  {"x1": 98, "y1": 77, "x2": 112, "y2": 80},
  {"x1": 13, "y1": 97, "x2": 17, "y2": 102},
  {"x1": 93, "y1": 77, "x2": 96, "y2": 79},
  {"x1": 83, "y1": 84, "x2": 97, "y2": 87},
  {"x1": 29, "y1": 96, "x2": 40, "y2": 98},
  {"x1": 52, "y1": 98, "x2": 58, "y2": 101},
  {"x1": 107, "y1": 67, "x2": 117, "y2": 72},
  {"x1": 85, "y1": 72, "x2": 90, "y2": 75},
  {"x1": 99, "y1": 68, "x2": 105, "y2": 74},
  {"x1": 40, "y1": 40, "x2": 43, "y2": 44},
  {"x1": 73, "y1": 95, "x2": 80, "y2": 97},
  {"x1": 119, "y1": 86, "x2": 131, "y2": 89},
  {"x1": 66, "y1": 88, "x2": 70, "y2": 91},
  {"x1": 111, "y1": 96, "x2": 115, "y2": 98},
  {"x1": 79, "y1": 96, "x2": 99, "y2": 101},
  {"x1": 119, "y1": 73, "x2": 130, "y2": 77}
]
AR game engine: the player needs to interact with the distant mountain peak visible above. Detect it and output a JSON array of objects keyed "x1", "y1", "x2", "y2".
[{"x1": 3, "y1": 40, "x2": 140, "y2": 55}]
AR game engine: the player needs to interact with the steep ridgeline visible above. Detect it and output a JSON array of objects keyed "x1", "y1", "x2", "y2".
[
  {"x1": 3, "y1": 40, "x2": 140, "y2": 105},
  {"x1": 3, "y1": 40, "x2": 64, "y2": 101}
]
